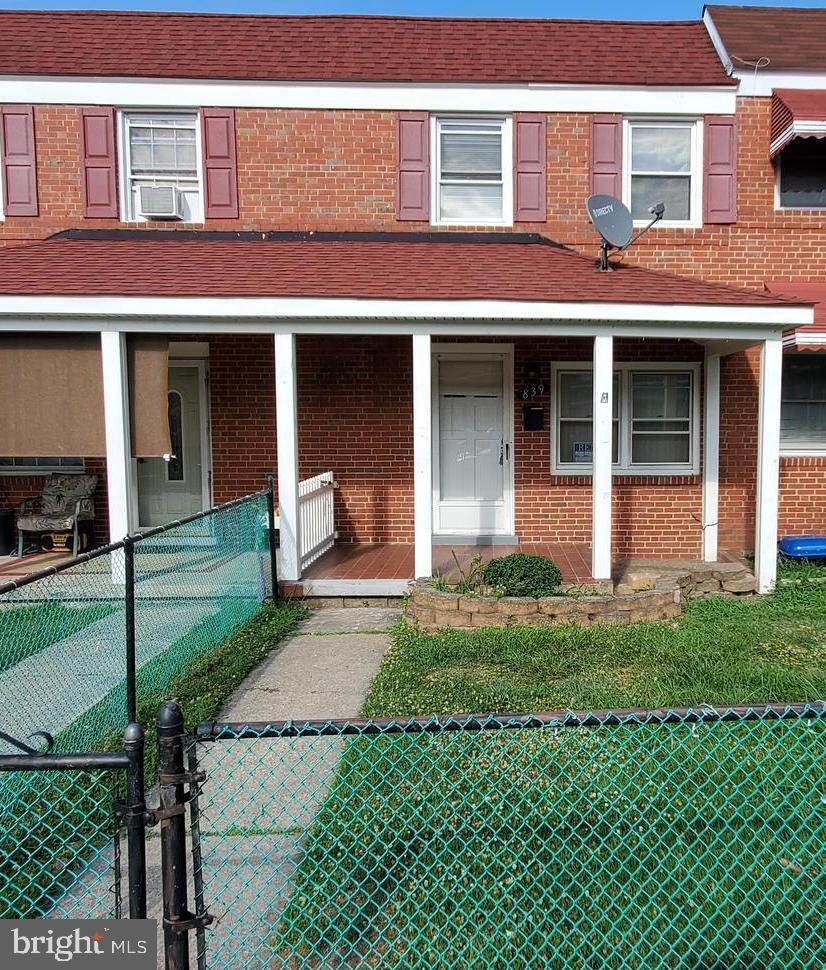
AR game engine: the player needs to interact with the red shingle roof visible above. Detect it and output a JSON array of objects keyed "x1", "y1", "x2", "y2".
[
  {"x1": 767, "y1": 280, "x2": 826, "y2": 342},
  {"x1": 706, "y1": 5, "x2": 826, "y2": 72},
  {"x1": 0, "y1": 231, "x2": 794, "y2": 308},
  {"x1": 0, "y1": 11, "x2": 733, "y2": 86}
]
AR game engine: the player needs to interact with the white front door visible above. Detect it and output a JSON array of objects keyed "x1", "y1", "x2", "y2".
[
  {"x1": 137, "y1": 364, "x2": 207, "y2": 527},
  {"x1": 433, "y1": 352, "x2": 513, "y2": 536}
]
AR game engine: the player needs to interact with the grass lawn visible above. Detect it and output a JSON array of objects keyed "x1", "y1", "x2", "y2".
[
  {"x1": 777, "y1": 554, "x2": 826, "y2": 583},
  {"x1": 275, "y1": 583, "x2": 825, "y2": 967},
  {"x1": 0, "y1": 601, "x2": 119, "y2": 675},
  {"x1": 363, "y1": 581, "x2": 826, "y2": 715}
]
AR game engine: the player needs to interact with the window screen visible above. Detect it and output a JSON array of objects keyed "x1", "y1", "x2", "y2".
[
  {"x1": 557, "y1": 371, "x2": 620, "y2": 465},
  {"x1": 436, "y1": 119, "x2": 506, "y2": 224},
  {"x1": 629, "y1": 124, "x2": 694, "y2": 223}
]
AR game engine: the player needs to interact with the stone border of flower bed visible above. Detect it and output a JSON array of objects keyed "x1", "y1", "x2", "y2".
[{"x1": 405, "y1": 562, "x2": 757, "y2": 630}]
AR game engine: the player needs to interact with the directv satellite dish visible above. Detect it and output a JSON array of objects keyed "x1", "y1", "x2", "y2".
[
  {"x1": 585, "y1": 193, "x2": 665, "y2": 271},
  {"x1": 586, "y1": 194, "x2": 633, "y2": 249}
]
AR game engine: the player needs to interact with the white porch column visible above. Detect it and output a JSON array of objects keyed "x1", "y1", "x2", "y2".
[
  {"x1": 591, "y1": 335, "x2": 613, "y2": 580},
  {"x1": 754, "y1": 338, "x2": 783, "y2": 593},
  {"x1": 100, "y1": 331, "x2": 132, "y2": 544},
  {"x1": 274, "y1": 333, "x2": 301, "y2": 582},
  {"x1": 702, "y1": 352, "x2": 721, "y2": 562},
  {"x1": 412, "y1": 334, "x2": 432, "y2": 579}
]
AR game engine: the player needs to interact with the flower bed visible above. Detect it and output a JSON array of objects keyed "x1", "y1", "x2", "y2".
[{"x1": 406, "y1": 562, "x2": 756, "y2": 630}]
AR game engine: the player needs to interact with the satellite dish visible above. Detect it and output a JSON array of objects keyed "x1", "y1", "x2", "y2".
[
  {"x1": 585, "y1": 194, "x2": 665, "y2": 271},
  {"x1": 586, "y1": 194, "x2": 633, "y2": 249}
]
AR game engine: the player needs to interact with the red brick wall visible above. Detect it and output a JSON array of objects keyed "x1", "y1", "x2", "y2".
[
  {"x1": 0, "y1": 98, "x2": 823, "y2": 553},
  {"x1": 200, "y1": 334, "x2": 706, "y2": 557},
  {"x1": 2, "y1": 101, "x2": 824, "y2": 269},
  {"x1": 207, "y1": 334, "x2": 277, "y2": 503}
]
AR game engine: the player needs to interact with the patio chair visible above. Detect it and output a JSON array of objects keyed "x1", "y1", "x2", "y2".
[{"x1": 16, "y1": 473, "x2": 98, "y2": 558}]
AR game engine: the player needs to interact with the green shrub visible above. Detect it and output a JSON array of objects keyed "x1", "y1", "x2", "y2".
[{"x1": 482, "y1": 553, "x2": 563, "y2": 598}]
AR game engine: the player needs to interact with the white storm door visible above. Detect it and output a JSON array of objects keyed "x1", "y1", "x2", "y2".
[
  {"x1": 137, "y1": 365, "x2": 206, "y2": 527},
  {"x1": 434, "y1": 355, "x2": 512, "y2": 535}
]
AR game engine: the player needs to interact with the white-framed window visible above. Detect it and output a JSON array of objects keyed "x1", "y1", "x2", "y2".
[
  {"x1": 775, "y1": 140, "x2": 826, "y2": 210},
  {"x1": 0, "y1": 457, "x2": 85, "y2": 475},
  {"x1": 120, "y1": 112, "x2": 203, "y2": 222},
  {"x1": 780, "y1": 353, "x2": 826, "y2": 454},
  {"x1": 623, "y1": 119, "x2": 702, "y2": 228},
  {"x1": 431, "y1": 116, "x2": 512, "y2": 226},
  {"x1": 551, "y1": 361, "x2": 701, "y2": 475}
]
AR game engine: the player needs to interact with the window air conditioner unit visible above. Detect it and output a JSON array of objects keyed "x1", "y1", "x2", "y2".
[{"x1": 138, "y1": 185, "x2": 185, "y2": 220}]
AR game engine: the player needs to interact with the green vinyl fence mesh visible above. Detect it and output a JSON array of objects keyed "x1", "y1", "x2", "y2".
[
  {"x1": 0, "y1": 489, "x2": 269, "y2": 755},
  {"x1": 0, "y1": 490, "x2": 271, "y2": 919},
  {"x1": 190, "y1": 706, "x2": 825, "y2": 969}
]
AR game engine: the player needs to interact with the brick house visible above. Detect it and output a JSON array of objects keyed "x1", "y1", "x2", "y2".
[{"x1": 0, "y1": 8, "x2": 819, "y2": 597}]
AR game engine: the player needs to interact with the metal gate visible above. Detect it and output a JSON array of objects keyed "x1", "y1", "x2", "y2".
[
  {"x1": 0, "y1": 723, "x2": 147, "y2": 922},
  {"x1": 168, "y1": 702, "x2": 825, "y2": 969}
]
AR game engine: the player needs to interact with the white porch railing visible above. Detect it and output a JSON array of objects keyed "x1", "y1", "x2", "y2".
[{"x1": 298, "y1": 471, "x2": 336, "y2": 570}]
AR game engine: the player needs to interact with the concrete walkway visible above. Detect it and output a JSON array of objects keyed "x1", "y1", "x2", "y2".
[
  {"x1": 219, "y1": 606, "x2": 399, "y2": 721},
  {"x1": 186, "y1": 607, "x2": 397, "y2": 967}
]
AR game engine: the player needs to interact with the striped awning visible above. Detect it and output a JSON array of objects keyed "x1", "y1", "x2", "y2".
[
  {"x1": 770, "y1": 89, "x2": 826, "y2": 158},
  {"x1": 767, "y1": 280, "x2": 826, "y2": 350}
]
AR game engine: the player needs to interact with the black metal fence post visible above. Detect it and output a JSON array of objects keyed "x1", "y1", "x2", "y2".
[
  {"x1": 124, "y1": 537, "x2": 137, "y2": 723},
  {"x1": 157, "y1": 701, "x2": 190, "y2": 970},
  {"x1": 266, "y1": 475, "x2": 279, "y2": 601},
  {"x1": 123, "y1": 721, "x2": 147, "y2": 919}
]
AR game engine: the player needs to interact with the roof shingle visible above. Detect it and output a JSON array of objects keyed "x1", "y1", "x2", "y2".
[
  {"x1": 706, "y1": 5, "x2": 826, "y2": 73},
  {"x1": 0, "y1": 230, "x2": 794, "y2": 308},
  {"x1": 0, "y1": 11, "x2": 732, "y2": 86}
]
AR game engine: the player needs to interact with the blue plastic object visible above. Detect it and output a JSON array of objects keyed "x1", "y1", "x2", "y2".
[{"x1": 778, "y1": 535, "x2": 826, "y2": 559}]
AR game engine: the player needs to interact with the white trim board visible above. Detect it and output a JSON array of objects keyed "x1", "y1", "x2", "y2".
[
  {"x1": 294, "y1": 578, "x2": 412, "y2": 596},
  {"x1": 732, "y1": 71, "x2": 826, "y2": 98},
  {"x1": 0, "y1": 296, "x2": 810, "y2": 328},
  {"x1": 0, "y1": 75, "x2": 737, "y2": 115}
]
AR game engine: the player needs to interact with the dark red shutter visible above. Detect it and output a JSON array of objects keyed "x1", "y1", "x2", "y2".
[
  {"x1": 397, "y1": 112, "x2": 429, "y2": 221},
  {"x1": 704, "y1": 115, "x2": 737, "y2": 224},
  {"x1": 81, "y1": 106, "x2": 118, "y2": 218},
  {"x1": 201, "y1": 108, "x2": 239, "y2": 219},
  {"x1": 513, "y1": 113, "x2": 546, "y2": 222},
  {"x1": 1, "y1": 105, "x2": 38, "y2": 216},
  {"x1": 590, "y1": 115, "x2": 622, "y2": 197}
]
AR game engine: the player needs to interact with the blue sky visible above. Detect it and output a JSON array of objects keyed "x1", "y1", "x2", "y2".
[{"x1": 0, "y1": 0, "x2": 823, "y2": 22}]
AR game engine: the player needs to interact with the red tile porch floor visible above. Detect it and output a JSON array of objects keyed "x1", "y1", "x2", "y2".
[
  {"x1": 285, "y1": 542, "x2": 749, "y2": 598},
  {"x1": 300, "y1": 542, "x2": 594, "y2": 584}
]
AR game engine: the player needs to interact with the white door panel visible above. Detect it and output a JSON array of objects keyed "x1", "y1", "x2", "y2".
[{"x1": 434, "y1": 355, "x2": 512, "y2": 535}]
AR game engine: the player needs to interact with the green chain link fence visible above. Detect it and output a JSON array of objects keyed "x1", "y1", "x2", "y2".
[
  {"x1": 0, "y1": 488, "x2": 273, "y2": 919},
  {"x1": 0, "y1": 766, "x2": 123, "y2": 920},
  {"x1": 189, "y1": 705, "x2": 825, "y2": 969},
  {"x1": 0, "y1": 488, "x2": 270, "y2": 755}
]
